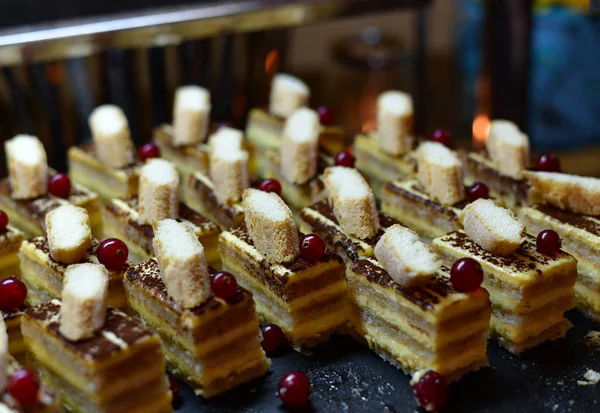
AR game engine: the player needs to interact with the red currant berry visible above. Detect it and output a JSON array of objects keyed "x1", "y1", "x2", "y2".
[
  {"x1": 0, "y1": 277, "x2": 27, "y2": 310},
  {"x1": 412, "y1": 370, "x2": 448, "y2": 412},
  {"x1": 536, "y1": 229, "x2": 561, "y2": 256},
  {"x1": 168, "y1": 376, "x2": 180, "y2": 398},
  {"x1": 261, "y1": 324, "x2": 286, "y2": 352},
  {"x1": 334, "y1": 150, "x2": 355, "y2": 168},
  {"x1": 430, "y1": 129, "x2": 453, "y2": 148},
  {"x1": 299, "y1": 234, "x2": 326, "y2": 261},
  {"x1": 212, "y1": 272, "x2": 238, "y2": 299},
  {"x1": 48, "y1": 173, "x2": 71, "y2": 199},
  {"x1": 276, "y1": 371, "x2": 312, "y2": 407},
  {"x1": 97, "y1": 238, "x2": 129, "y2": 271},
  {"x1": 535, "y1": 153, "x2": 561, "y2": 173},
  {"x1": 0, "y1": 210, "x2": 8, "y2": 232},
  {"x1": 258, "y1": 179, "x2": 282, "y2": 196},
  {"x1": 450, "y1": 258, "x2": 484, "y2": 293},
  {"x1": 317, "y1": 106, "x2": 335, "y2": 126},
  {"x1": 8, "y1": 368, "x2": 40, "y2": 408},
  {"x1": 466, "y1": 182, "x2": 489, "y2": 203},
  {"x1": 138, "y1": 143, "x2": 160, "y2": 162}
]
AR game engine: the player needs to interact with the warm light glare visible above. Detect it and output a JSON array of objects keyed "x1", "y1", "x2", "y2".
[
  {"x1": 265, "y1": 49, "x2": 279, "y2": 75},
  {"x1": 473, "y1": 114, "x2": 490, "y2": 145}
]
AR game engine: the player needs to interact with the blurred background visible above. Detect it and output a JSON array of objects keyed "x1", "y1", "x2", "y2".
[{"x1": 0, "y1": 0, "x2": 598, "y2": 174}]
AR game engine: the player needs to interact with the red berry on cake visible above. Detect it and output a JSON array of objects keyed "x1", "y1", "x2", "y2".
[
  {"x1": 430, "y1": 129, "x2": 453, "y2": 148},
  {"x1": 138, "y1": 143, "x2": 161, "y2": 162},
  {"x1": 450, "y1": 258, "x2": 484, "y2": 293},
  {"x1": 261, "y1": 324, "x2": 286, "y2": 352},
  {"x1": 536, "y1": 229, "x2": 561, "y2": 256},
  {"x1": 0, "y1": 210, "x2": 8, "y2": 232},
  {"x1": 299, "y1": 234, "x2": 326, "y2": 261},
  {"x1": 211, "y1": 271, "x2": 238, "y2": 299},
  {"x1": 334, "y1": 150, "x2": 355, "y2": 168},
  {"x1": 535, "y1": 153, "x2": 560, "y2": 173},
  {"x1": 258, "y1": 179, "x2": 282, "y2": 196},
  {"x1": 48, "y1": 173, "x2": 72, "y2": 198},
  {"x1": 466, "y1": 182, "x2": 489, "y2": 203},
  {"x1": 0, "y1": 276, "x2": 27, "y2": 310},
  {"x1": 8, "y1": 368, "x2": 40, "y2": 408},
  {"x1": 97, "y1": 238, "x2": 129, "y2": 270},
  {"x1": 317, "y1": 105, "x2": 335, "y2": 126},
  {"x1": 412, "y1": 370, "x2": 448, "y2": 412}
]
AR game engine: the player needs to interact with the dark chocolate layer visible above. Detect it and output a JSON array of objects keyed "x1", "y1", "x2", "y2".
[
  {"x1": 2, "y1": 305, "x2": 26, "y2": 321},
  {"x1": 351, "y1": 260, "x2": 455, "y2": 311},
  {"x1": 535, "y1": 205, "x2": 600, "y2": 237},
  {"x1": 301, "y1": 200, "x2": 398, "y2": 262},
  {"x1": 386, "y1": 180, "x2": 468, "y2": 219},
  {"x1": 25, "y1": 300, "x2": 153, "y2": 359},
  {"x1": 188, "y1": 173, "x2": 242, "y2": 223}
]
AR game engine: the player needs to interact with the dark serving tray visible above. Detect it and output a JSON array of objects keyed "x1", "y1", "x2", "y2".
[{"x1": 174, "y1": 310, "x2": 600, "y2": 412}]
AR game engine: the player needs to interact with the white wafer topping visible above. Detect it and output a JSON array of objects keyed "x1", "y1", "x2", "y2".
[
  {"x1": 0, "y1": 318, "x2": 7, "y2": 393},
  {"x1": 172, "y1": 85, "x2": 211, "y2": 146},
  {"x1": 323, "y1": 166, "x2": 379, "y2": 239},
  {"x1": 210, "y1": 132, "x2": 249, "y2": 205},
  {"x1": 60, "y1": 263, "x2": 108, "y2": 341},
  {"x1": 5, "y1": 135, "x2": 48, "y2": 199},
  {"x1": 242, "y1": 189, "x2": 299, "y2": 263},
  {"x1": 460, "y1": 199, "x2": 525, "y2": 256},
  {"x1": 46, "y1": 204, "x2": 92, "y2": 265},
  {"x1": 138, "y1": 159, "x2": 179, "y2": 225},
  {"x1": 153, "y1": 219, "x2": 211, "y2": 308},
  {"x1": 280, "y1": 107, "x2": 320, "y2": 184},
  {"x1": 376, "y1": 91, "x2": 414, "y2": 156},
  {"x1": 89, "y1": 105, "x2": 134, "y2": 168},
  {"x1": 486, "y1": 120, "x2": 529, "y2": 179},
  {"x1": 269, "y1": 73, "x2": 310, "y2": 119},
  {"x1": 375, "y1": 225, "x2": 440, "y2": 287},
  {"x1": 417, "y1": 141, "x2": 464, "y2": 205},
  {"x1": 208, "y1": 126, "x2": 244, "y2": 154}
]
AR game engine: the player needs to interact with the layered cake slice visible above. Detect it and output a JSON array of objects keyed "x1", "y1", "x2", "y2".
[
  {"x1": 462, "y1": 120, "x2": 531, "y2": 210},
  {"x1": 1, "y1": 135, "x2": 101, "y2": 236},
  {"x1": 0, "y1": 219, "x2": 24, "y2": 277},
  {"x1": 1, "y1": 276, "x2": 30, "y2": 364},
  {"x1": 19, "y1": 205, "x2": 130, "y2": 309},
  {"x1": 246, "y1": 73, "x2": 344, "y2": 177},
  {"x1": 219, "y1": 189, "x2": 349, "y2": 349},
  {"x1": 382, "y1": 141, "x2": 470, "y2": 240},
  {"x1": 183, "y1": 128, "x2": 249, "y2": 229},
  {"x1": 103, "y1": 159, "x2": 220, "y2": 265},
  {"x1": 124, "y1": 219, "x2": 269, "y2": 397},
  {"x1": 263, "y1": 108, "x2": 330, "y2": 212},
  {"x1": 433, "y1": 199, "x2": 577, "y2": 353},
  {"x1": 349, "y1": 225, "x2": 491, "y2": 381},
  {"x1": 520, "y1": 171, "x2": 600, "y2": 321},
  {"x1": 68, "y1": 105, "x2": 142, "y2": 200},
  {"x1": 1, "y1": 319, "x2": 62, "y2": 413},
  {"x1": 21, "y1": 264, "x2": 172, "y2": 413},
  {"x1": 300, "y1": 166, "x2": 397, "y2": 263},
  {"x1": 354, "y1": 91, "x2": 417, "y2": 198},
  {"x1": 153, "y1": 86, "x2": 212, "y2": 178}
]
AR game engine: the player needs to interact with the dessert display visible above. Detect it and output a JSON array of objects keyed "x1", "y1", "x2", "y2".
[
  {"x1": 124, "y1": 219, "x2": 269, "y2": 397},
  {"x1": 153, "y1": 85, "x2": 212, "y2": 178},
  {"x1": 1, "y1": 318, "x2": 62, "y2": 413},
  {"x1": 461, "y1": 120, "x2": 531, "y2": 210},
  {"x1": 103, "y1": 159, "x2": 220, "y2": 264},
  {"x1": 184, "y1": 127, "x2": 249, "y2": 229},
  {"x1": 19, "y1": 204, "x2": 130, "y2": 309},
  {"x1": 382, "y1": 141, "x2": 470, "y2": 240},
  {"x1": 246, "y1": 73, "x2": 344, "y2": 177},
  {"x1": 300, "y1": 166, "x2": 399, "y2": 263},
  {"x1": 520, "y1": 171, "x2": 600, "y2": 321},
  {"x1": 1, "y1": 277, "x2": 29, "y2": 364},
  {"x1": 433, "y1": 199, "x2": 577, "y2": 353},
  {"x1": 21, "y1": 263, "x2": 172, "y2": 413},
  {"x1": 68, "y1": 105, "x2": 142, "y2": 200},
  {"x1": 219, "y1": 189, "x2": 349, "y2": 349},
  {"x1": 1, "y1": 135, "x2": 101, "y2": 237},
  {"x1": 348, "y1": 225, "x2": 491, "y2": 381},
  {"x1": 353, "y1": 91, "x2": 417, "y2": 198},
  {"x1": 263, "y1": 108, "x2": 330, "y2": 213}
]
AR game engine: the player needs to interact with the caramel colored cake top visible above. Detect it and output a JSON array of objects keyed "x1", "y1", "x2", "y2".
[
  {"x1": 535, "y1": 204, "x2": 600, "y2": 238},
  {"x1": 352, "y1": 259, "x2": 476, "y2": 312},
  {"x1": 386, "y1": 179, "x2": 469, "y2": 217},
  {"x1": 300, "y1": 200, "x2": 398, "y2": 262},
  {"x1": 79, "y1": 143, "x2": 140, "y2": 176},
  {"x1": 463, "y1": 152, "x2": 530, "y2": 198},
  {"x1": 126, "y1": 258, "x2": 250, "y2": 316},
  {"x1": 105, "y1": 196, "x2": 218, "y2": 238},
  {"x1": 25, "y1": 299, "x2": 153, "y2": 360}
]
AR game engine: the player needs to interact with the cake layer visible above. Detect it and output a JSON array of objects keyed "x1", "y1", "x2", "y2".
[
  {"x1": 103, "y1": 197, "x2": 220, "y2": 265},
  {"x1": 3, "y1": 307, "x2": 26, "y2": 361},
  {"x1": 19, "y1": 237, "x2": 128, "y2": 309},
  {"x1": 462, "y1": 151, "x2": 529, "y2": 210},
  {"x1": 154, "y1": 124, "x2": 209, "y2": 176},
  {"x1": 68, "y1": 145, "x2": 140, "y2": 200},
  {"x1": 491, "y1": 318, "x2": 572, "y2": 354},
  {"x1": 382, "y1": 179, "x2": 466, "y2": 239},
  {"x1": 0, "y1": 176, "x2": 101, "y2": 236},
  {"x1": 218, "y1": 227, "x2": 349, "y2": 348},
  {"x1": 184, "y1": 171, "x2": 245, "y2": 230},
  {"x1": 22, "y1": 301, "x2": 164, "y2": 393},
  {"x1": 348, "y1": 260, "x2": 490, "y2": 380},
  {"x1": 300, "y1": 200, "x2": 400, "y2": 262}
]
